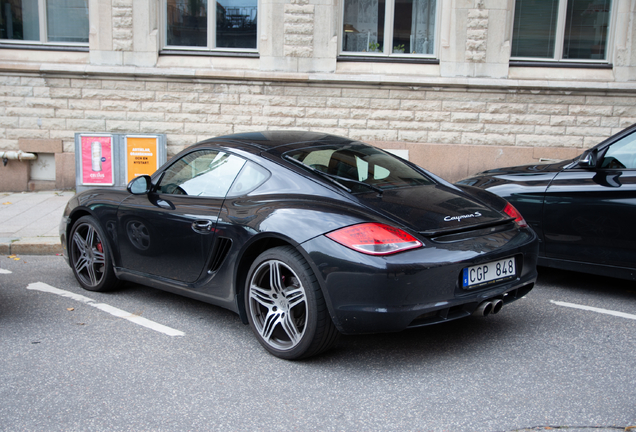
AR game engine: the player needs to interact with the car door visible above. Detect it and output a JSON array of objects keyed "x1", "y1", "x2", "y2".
[
  {"x1": 542, "y1": 131, "x2": 636, "y2": 268},
  {"x1": 117, "y1": 149, "x2": 248, "y2": 283}
]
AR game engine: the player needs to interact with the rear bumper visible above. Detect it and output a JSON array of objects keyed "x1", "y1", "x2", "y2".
[{"x1": 302, "y1": 227, "x2": 539, "y2": 334}]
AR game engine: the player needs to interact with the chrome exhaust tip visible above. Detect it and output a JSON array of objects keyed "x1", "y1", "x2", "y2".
[
  {"x1": 491, "y1": 298, "x2": 504, "y2": 315},
  {"x1": 473, "y1": 301, "x2": 493, "y2": 317}
]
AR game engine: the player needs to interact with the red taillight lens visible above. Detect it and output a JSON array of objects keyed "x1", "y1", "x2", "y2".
[
  {"x1": 326, "y1": 223, "x2": 423, "y2": 256},
  {"x1": 503, "y1": 203, "x2": 528, "y2": 228}
]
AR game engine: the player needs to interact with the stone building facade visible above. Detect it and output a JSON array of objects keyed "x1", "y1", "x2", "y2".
[{"x1": 0, "y1": 0, "x2": 634, "y2": 190}]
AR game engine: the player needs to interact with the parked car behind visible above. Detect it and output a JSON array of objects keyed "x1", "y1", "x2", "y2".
[{"x1": 458, "y1": 124, "x2": 636, "y2": 281}]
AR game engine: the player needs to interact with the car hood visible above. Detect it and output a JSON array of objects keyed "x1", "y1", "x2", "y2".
[
  {"x1": 478, "y1": 159, "x2": 573, "y2": 176},
  {"x1": 353, "y1": 184, "x2": 509, "y2": 236}
]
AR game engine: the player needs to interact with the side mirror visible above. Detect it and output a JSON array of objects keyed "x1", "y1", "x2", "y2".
[
  {"x1": 577, "y1": 149, "x2": 598, "y2": 168},
  {"x1": 127, "y1": 175, "x2": 152, "y2": 194}
]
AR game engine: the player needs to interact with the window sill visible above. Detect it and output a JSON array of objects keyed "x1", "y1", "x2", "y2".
[
  {"x1": 509, "y1": 61, "x2": 612, "y2": 69},
  {"x1": 159, "y1": 49, "x2": 259, "y2": 58},
  {"x1": 0, "y1": 43, "x2": 88, "y2": 52},
  {"x1": 337, "y1": 55, "x2": 439, "y2": 64}
]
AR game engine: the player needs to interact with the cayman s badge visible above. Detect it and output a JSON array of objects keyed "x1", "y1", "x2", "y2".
[{"x1": 444, "y1": 211, "x2": 482, "y2": 222}]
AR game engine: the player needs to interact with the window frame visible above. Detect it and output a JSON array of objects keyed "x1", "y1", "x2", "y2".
[
  {"x1": 160, "y1": 0, "x2": 259, "y2": 54},
  {"x1": 338, "y1": 0, "x2": 441, "y2": 59},
  {"x1": 509, "y1": 0, "x2": 617, "y2": 64},
  {"x1": 0, "y1": 0, "x2": 89, "y2": 48}
]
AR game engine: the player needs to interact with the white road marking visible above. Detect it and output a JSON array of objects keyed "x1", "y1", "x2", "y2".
[
  {"x1": 27, "y1": 282, "x2": 185, "y2": 337},
  {"x1": 0, "y1": 269, "x2": 11, "y2": 274},
  {"x1": 550, "y1": 300, "x2": 636, "y2": 321}
]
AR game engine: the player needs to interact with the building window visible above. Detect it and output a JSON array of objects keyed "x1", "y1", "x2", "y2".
[
  {"x1": 511, "y1": 0, "x2": 612, "y2": 61},
  {"x1": 341, "y1": 0, "x2": 437, "y2": 56},
  {"x1": 164, "y1": 0, "x2": 257, "y2": 51},
  {"x1": 0, "y1": 0, "x2": 88, "y2": 44}
]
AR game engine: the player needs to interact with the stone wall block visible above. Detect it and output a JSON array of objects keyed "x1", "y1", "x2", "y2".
[
  {"x1": 66, "y1": 119, "x2": 107, "y2": 131},
  {"x1": 286, "y1": 24, "x2": 314, "y2": 35},
  {"x1": 462, "y1": 133, "x2": 515, "y2": 146},
  {"x1": 487, "y1": 103, "x2": 528, "y2": 114},
  {"x1": 576, "y1": 116, "x2": 601, "y2": 127},
  {"x1": 83, "y1": 89, "x2": 155, "y2": 101},
  {"x1": 221, "y1": 105, "x2": 264, "y2": 116},
  {"x1": 450, "y1": 112, "x2": 480, "y2": 123},
  {"x1": 155, "y1": 92, "x2": 198, "y2": 103},
  {"x1": 527, "y1": 104, "x2": 569, "y2": 115},
  {"x1": 85, "y1": 110, "x2": 127, "y2": 120},
  {"x1": 339, "y1": 119, "x2": 367, "y2": 128},
  {"x1": 284, "y1": 35, "x2": 314, "y2": 46},
  {"x1": 440, "y1": 122, "x2": 484, "y2": 132},
  {"x1": 568, "y1": 105, "x2": 613, "y2": 116},
  {"x1": 510, "y1": 114, "x2": 551, "y2": 125},
  {"x1": 127, "y1": 112, "x2": 164, "y2": 121},
  {"x1": 550, "y1": 116, "x2": 577, "y2": 126},
  {"x1": 140, "y1": 122, "x2": 184, "y2": 134},
  {"x1": 106, "y1": 120, "x2": 141, "y2": 132},
  {"x1": 390, "y1": 121, "x2": 440, "y2": 131},
  {"x1": 0, "y1": 86, "x2": 33, "y2": 97},
  {"x1": 367, "y1": 120, "x2": 390, "y2": 129},
  {"x1": 166, "y1": 113, "x2": 208, "y2": 123},
  {"x1": 182, "y1": 103, "x2": 220, "y2": 114},
  {"x1": 284, "y1": 4, "x2": 315, "y2": 14},
  {"x1": 534, "y1": 126, "x2": 566, "y2": 135},
  {"x1": 480, "y1": 113, "x2": 510, "y2": 124},
  {"x1": 263, "y1": 106, "x2": 306, "y2": 117},
  {"x1": 442, "y1": 101, "x2": 488, "y2": 112},
  {"x1": 297, "y1": 97, "x2": 328, "y2": 107},
  {"x1": 401, "y1": 100, "x2": 442, "y2": 110},
  {"x1": 6, "y1": 107, "x2": 55, "y2": 118},
  {"x1": 349, "y1": 129, "x2": 399, "y2": 142},
  {"x1": 369, "y1": 110, "x2": 413, "y2": 121},
  {"x1": 296, "y1": 118, "x2": 339, "y2": 128},
  {"x1": 484, "y1": 123, "x2": 535, "y2": 134},
  {"x1": 306, "y1": 107, "x2": 349, "y2": 118},
  {"x1": 565, "y1": 126, "x2": 612, "y2": 137},
  {"x1": 399, "y1": 131, "x2": 429, "y2": 142},
  {"x1": 141, "y1": 102, "x2": 182, "y2": 113},
  {"x1": 413, "y1": 111, "x2": 451, "y2": 122},
  {"x1": 199, "y1": 93, "x2": 241, "y2": 104},
  {"x1": 427, "y1": 132, "x2": 463, "y2": 144}
]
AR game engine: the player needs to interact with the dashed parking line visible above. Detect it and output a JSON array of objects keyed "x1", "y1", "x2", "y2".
[
  {"x1": 0, "y1": 269, "x2": 11, "y2": 274},
  {"x1": 550, "y1": 300, "x2": 636, "y2": 321},
  {"x1": 27, "y1": 282, "x2": 185, "y2": 337}
]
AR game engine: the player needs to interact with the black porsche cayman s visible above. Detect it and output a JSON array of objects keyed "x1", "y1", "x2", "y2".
[{"x1": 60, "y1": 131, "x2": 538, "y2": 359}]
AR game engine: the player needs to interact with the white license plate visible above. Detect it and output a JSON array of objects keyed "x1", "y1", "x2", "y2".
[{"x1": 462, "y1": 257, "x2": 516, "y2": 288}]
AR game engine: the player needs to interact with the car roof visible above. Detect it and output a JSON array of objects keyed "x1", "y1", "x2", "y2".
[{"x1": 193, "y1": 131, "x2": 364, "y2": 156}]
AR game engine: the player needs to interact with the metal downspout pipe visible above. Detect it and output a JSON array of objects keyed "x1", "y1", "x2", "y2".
[{"x1": 0, "y1": 150, "x2": 38, "y2": 166}]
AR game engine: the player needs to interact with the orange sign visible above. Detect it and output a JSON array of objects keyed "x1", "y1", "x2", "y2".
[{"x1": 126, "y1": 137, "x2": 158, "y2": 183}]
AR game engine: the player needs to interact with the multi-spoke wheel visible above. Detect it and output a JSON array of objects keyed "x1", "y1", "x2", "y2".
[
  {"x1": 245, "y1": 246, "x2": 339, "y2": 360},
  {"x1": 69, "y1": 216, "x2": 120, "y2": 292}
]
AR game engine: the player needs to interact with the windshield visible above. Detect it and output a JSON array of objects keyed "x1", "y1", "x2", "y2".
[{"x1": 285, "y1": 144, "x2": 434, "y2": 193}]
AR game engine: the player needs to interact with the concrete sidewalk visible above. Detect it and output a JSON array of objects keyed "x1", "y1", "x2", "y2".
[{"x1": 0, "y1": 191, "x2": 75, "y2": 255}]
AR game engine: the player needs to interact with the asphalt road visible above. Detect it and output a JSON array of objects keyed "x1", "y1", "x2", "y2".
[{"x1": 1, "y1": 255, "x2": 635, "y2": 432}]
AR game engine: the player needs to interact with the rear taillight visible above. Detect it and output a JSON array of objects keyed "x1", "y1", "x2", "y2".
[
  {"x1": 503, "y1": 203, "x2": 528, "y2": 228},
  {"x1": 326, "y1": 223, "x2": 422, "y2": 256}
]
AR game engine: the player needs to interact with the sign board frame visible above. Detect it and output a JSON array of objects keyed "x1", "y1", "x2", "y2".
[{"x1": 77, "y1": 134, "x2": 115, "y2": 186}]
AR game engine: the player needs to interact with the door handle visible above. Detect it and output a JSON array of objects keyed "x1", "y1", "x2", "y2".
[{"x1": 192, "y1": 220, "x2": 213, "y2": 234}]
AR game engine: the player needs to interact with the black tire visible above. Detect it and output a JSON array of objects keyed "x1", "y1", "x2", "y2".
[
  {"x1": 69, "y1": 215, "x2": 121, "y2": 292},
  {"x1": 245, "y1": 246, "x2": 340, "y2": 360}
]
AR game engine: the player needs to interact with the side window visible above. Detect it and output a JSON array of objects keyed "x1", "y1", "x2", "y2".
[
  {"x1": 227, "y1": 161, "x2": 270, "y2": 196},
  {"x1": 601, "y1": 133, "x2": 636, "y2": 170},
  {"x1": 158, "y1": 150, "x2": 246, "y2": 197}
]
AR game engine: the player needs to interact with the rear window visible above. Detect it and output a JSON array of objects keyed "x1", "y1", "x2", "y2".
[{"x1": 285, "y1": 144, "x2": 433, "y2": 193}]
